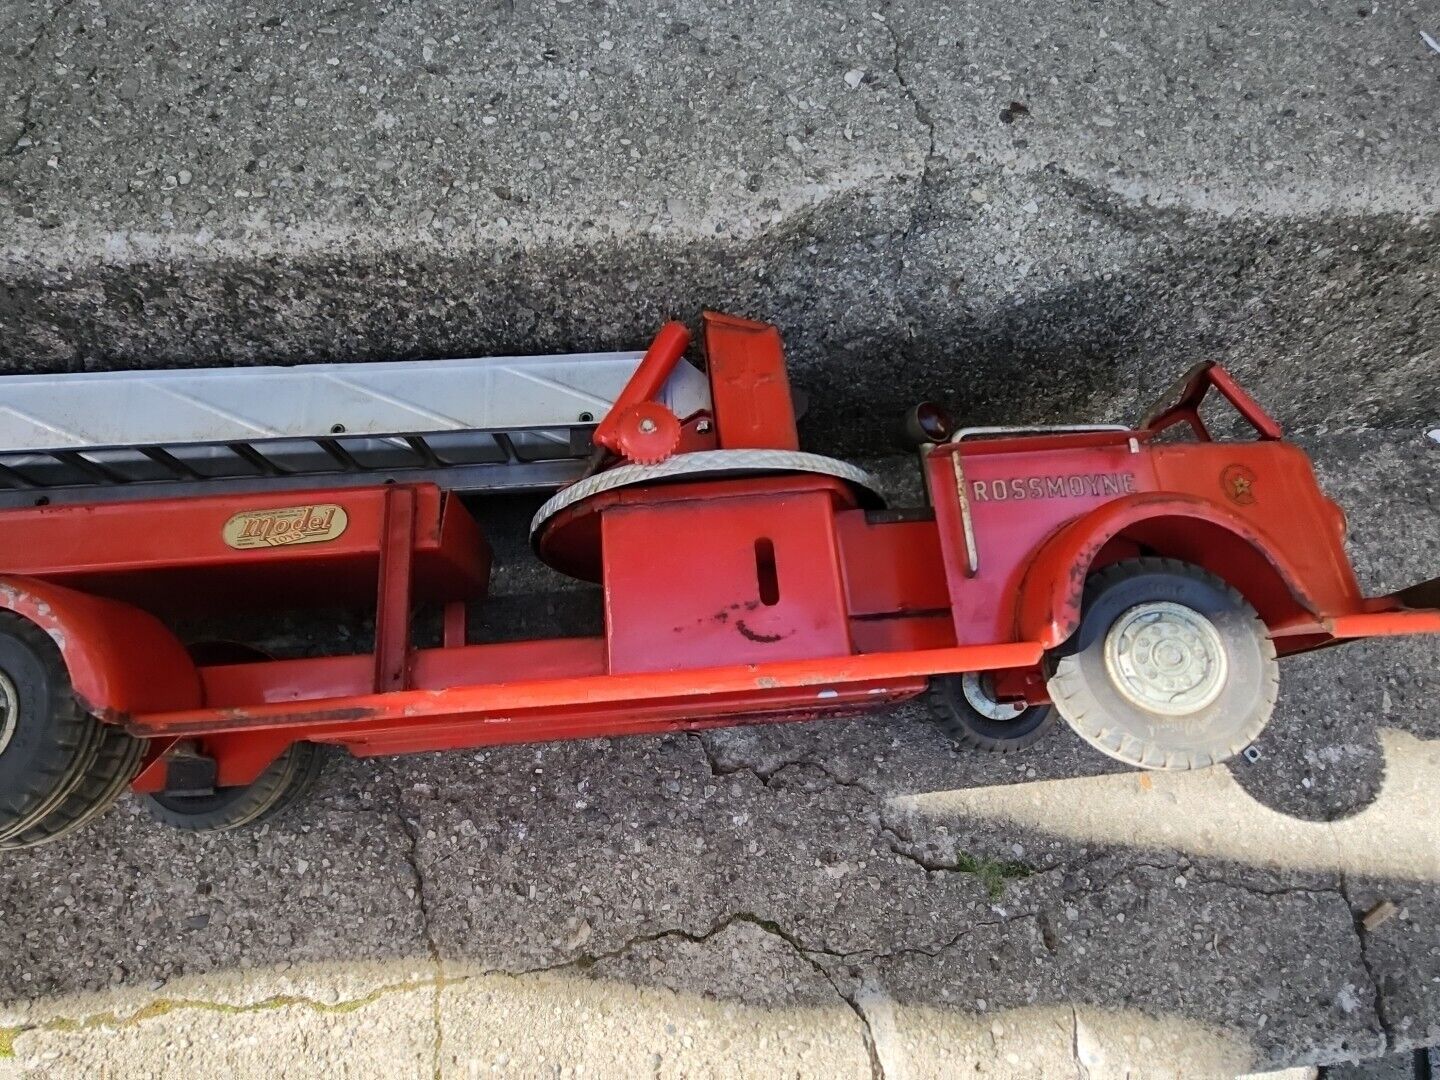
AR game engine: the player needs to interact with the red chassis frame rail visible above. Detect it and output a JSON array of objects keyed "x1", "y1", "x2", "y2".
[{"x1": 0, "y1": 314, "x2": 1432, "y2": 796}]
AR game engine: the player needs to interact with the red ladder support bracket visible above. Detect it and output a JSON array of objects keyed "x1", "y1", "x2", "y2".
[
  {"x1": 702, "y1": 311, "x2": 800, "y2": 450},
  {"x1": 592, "y1": 321, "x2": 691, "y2": 455},
  {"x1": 374, "y1": 485, "x2": 417, "y2": 692},
  {"x1": 442, "y1": 600, "x2": 468, "y2": 649}
]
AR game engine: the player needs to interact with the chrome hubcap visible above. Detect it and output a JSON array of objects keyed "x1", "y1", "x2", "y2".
[
  {"x1": 1103, "y1": 601, "x2": 1227, "y2": 716},
  {"x1": 0, "y1": 671, "x2": 18, "y2": 757},
  {"x1": 961, "y1": 672, "x2": 1027, "y2": 721}
]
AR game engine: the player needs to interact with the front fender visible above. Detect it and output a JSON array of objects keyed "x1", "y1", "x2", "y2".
[
  {"x1": 1014, "y1": 494, "x2": 1323, "y2": 650},
  {"x1": 0, "y1": 576, "x2": 200, "y2": 721}
]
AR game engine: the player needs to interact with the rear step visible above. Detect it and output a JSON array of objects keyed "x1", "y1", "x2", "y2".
[{"x1": 0, "y1": 350, "x2": 712, "y2": 507}]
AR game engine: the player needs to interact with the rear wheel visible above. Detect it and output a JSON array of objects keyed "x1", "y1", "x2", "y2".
[
  {"x1": 928, "y1": 671, "x2": 1057, "y2": 753},
  {"x1": 1047, "y1": 557, "x2": 1277, "y2": 770},
  {"x1": 0, "y1": 613, "x2": 107, "y2": 843},
  {"x1": 143, "y1": 741, "x2": 325, "y2": 832},
  {"x1": 0, "y1": 723, "x2": 144, "y2": 850}
]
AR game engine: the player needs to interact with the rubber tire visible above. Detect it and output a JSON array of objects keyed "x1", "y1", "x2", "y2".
[
  {"x1": 927, "y1": 675, "x2": 1058, "y2": 753},
  {"x1": 1047, "y1": 557, "x2": 1278, "y2": 770},
  {"x1": 0, "y1": 612, "x2": 106, "y2": 842},
  {"x1": 0, "y1": 723, "x2": 145, "y2": 850},
  {"x1": 142, "y1": 741, "x2": 325, "y2": 833}
]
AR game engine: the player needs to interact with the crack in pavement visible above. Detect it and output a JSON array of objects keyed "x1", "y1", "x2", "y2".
[
  {"x1": 510, "y1": 909, "x2": 888, "y2": 1080},
  {"x1": 391, "y1": 770, "x2": 446, "y2": 1080},
  {"x1": 510, "y1": 909, "x2": 853, "y2": 976},
  {"x1": 878, "y1": 8, "x2": 938, "y2": 196},
  {"x1": 5, "y1": 910, "x2": 894, "y2": 1079},
  {"x1": 1071, "y1": 1004, "x2": 1093, "y2": 1080},
  {"x1": 845, "y1": 910, "x2": 1043, "y2": 966},
  {"x1": 1339, "y1": 869, "x2": 1394, "y2": 1054},
  {"x1": 880, "y1": 824, "x2": 1039, "y2": 898},
  {"x1": 1063, "y1": 847, "x2": 1392, "y2": 1051},
  {"x1": 2, "y1": 818, "x2": 1398, "y2": 1076},
  {"x1": 2, "y1": 0, "x2": 74, "y2": 161},
  {"x1": 684, "y1": 734, "x2": 1368, "y2": 916},
  {"x1": 877, "y1": 5, "x2": 940, "y2": 360},
  {"x1": 389, "y1": 729, "x2": 1393, "y2": 1072},
  {"x1": 685, "y1": 733, "x2": 1043, "y2": 903},
  {"x1": 834, "y1": 5, "x2": 939, "y2": 362},
  {"x1": 847, "y1": 985, "x2": 895, "y2": 1080},
  {"x1": 745, "y1": 920, "x2": 888, "y2": 1080},
  {"x1": 388, "y1": 764, "x2": 894, "y2": 1077},
  {"x1": 685, "y1": 731, "x2": 884, "y2": 799},
  {"x1": 0, "y1": 978, "x2": 438, "y2": 1052},
  {"x1": 1040, "y1": 849, "x2": 1355, "y2": 909}
]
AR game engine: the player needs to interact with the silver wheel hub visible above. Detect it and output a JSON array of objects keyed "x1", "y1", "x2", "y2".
[
  {"x1": 0, "y1": 671, "x2": 18, "y2": 757},
  {"x1": 1103, "y1": 601, "x2": 1227, "y2": 716},
  {"x1": 960, "y1": 672, "x2": 1027, "y2": 721}
]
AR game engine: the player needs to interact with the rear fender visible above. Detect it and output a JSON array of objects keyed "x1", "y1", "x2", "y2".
[
  {"x1": 1015, "y1": 494, "x2": 1323, "y2": 649},
  {"x1": 0, "y1": 575, "x2": 201, "y2": 721}
]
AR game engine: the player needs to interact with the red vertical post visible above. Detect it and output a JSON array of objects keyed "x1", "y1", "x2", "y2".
[
  {"x1": 701, "y1": 312, "x2": 800, "y2": 450},
  {"x1": 374, "y1": 486, "x2": 417, "y2": 692},
  {"x1": 442, "y1": 600, "x2": 468, "y2": 649}
]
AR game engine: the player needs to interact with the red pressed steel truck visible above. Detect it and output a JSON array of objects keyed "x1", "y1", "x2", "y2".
[{"x1": 0, "y1": 312, "x2": 1434, "y2": 847}]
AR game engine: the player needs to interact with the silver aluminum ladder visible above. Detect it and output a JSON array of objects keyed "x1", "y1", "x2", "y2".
[{"x1": 0, "y1": 351, "x2": 712, "y2": 508}]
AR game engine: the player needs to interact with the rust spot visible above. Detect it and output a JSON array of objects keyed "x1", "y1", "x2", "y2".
[
  {"x1": 131, "y1": 705, "x2": 378, "y2": 737},
  {"x1": 80, "y1": 698, "x2": 133, "y2": 727},
  {"x1": 850, "y1": 607, "x2": 950, "y2": 623},
  {"x1": 675, "y1": 601, "x2": 768, "y2": 634},
  {"x1": 735, "y1": 620, "x2": 786, "y2": 644}
]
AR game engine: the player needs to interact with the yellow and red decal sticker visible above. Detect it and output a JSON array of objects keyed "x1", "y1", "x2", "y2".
[{"x1": 222, "y1": 504, "x2": 349, "y2": 550}]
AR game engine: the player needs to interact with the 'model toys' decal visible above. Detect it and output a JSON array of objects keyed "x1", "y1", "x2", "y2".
[{"x1": 223, "y1": 504, "x2": 348, "y2": 549}]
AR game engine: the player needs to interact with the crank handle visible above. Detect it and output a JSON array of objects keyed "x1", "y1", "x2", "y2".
[{"x1": 592, "y1": 321, "x2": 691, "y2": 455}]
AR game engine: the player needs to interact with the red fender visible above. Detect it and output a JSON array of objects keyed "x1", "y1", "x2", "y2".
[
  {"x1": 0, "y1": 575, "x2": 200, "y2": 722},
  {"x1": 1014, "y1": 494, "x2": 1325, "y2": 650}
]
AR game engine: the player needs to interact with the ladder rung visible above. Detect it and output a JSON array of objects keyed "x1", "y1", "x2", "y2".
[
  {"x1": 52, "y1": 451, "x2": 131, "y2": 484},
  {"x1": 227, "y1": 443, "x2": 289, "y2": 477},
  {"x1": 403, "y1": 435, "x2": 443, "y2": 468},
  {"x1": 316, "y1": 439, "x2": 363, "y2": 472},
  {"x1": 492, "y1": 433, "x2": 520, "y2": 463},
  {"x1": 0, "y1": 462, "x2": 36, "y2": 489},
  {"x1": 139, "y1": 446, "x2": 205, "y2": 480}
]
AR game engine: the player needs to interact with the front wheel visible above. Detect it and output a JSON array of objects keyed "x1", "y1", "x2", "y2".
[{"x1": 1046, "y1": 557, "x2": 1277, "y2": 770}]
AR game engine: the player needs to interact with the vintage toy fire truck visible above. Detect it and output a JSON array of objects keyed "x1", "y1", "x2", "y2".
[{"x1": 0, "y1": 313, "x2": 1434, "y2": 848}]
